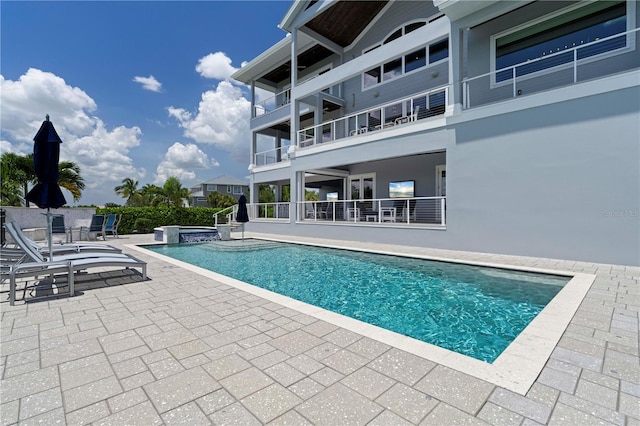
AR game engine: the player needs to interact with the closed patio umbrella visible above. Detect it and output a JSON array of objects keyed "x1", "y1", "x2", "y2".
[
  {"x1": 26, "y1": 115, "x2": 67, "y2": 260},
  {"x1": 236, "y1": 194, "x2": 249, "y2": 240}
]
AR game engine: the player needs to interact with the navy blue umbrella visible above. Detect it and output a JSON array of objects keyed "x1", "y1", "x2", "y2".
[
  {"x1": 236, "y1": 194, "x2": 249, "y2": 240},
  {"x1": 26, "y1": 115, "x2": 66, "y2": 209},
  {"x1": 26, "y1": 115, "x2": 67, "y2": 259}
]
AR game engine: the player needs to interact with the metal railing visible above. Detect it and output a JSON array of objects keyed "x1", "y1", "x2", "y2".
[
  {"x1": 254, "y1": 89, "x2": 290, "y2": 117},
  {"x1": 297, "y1": 86, "x2": 448, "y2": 148},
  {"x1": 462, "y1": 28, "x2": 639, "y2": 109},
  {"x1": 254, "y1": 145, "x2": 291, "y2": 166},
  {"x1": 297, "y1": 197, "x2": 446, "y2": 226},
  {"x1": 248, "y1": 202, "x2": 290, "y2": 220},
  {"x1": 213, "y1": 205, "x2": 236, "y2": 227}
]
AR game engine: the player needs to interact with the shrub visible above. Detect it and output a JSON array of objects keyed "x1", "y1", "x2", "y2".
[
  {"x1": 96, "y1": 206, "x2": 224, "y2": 235},
  {"x1": 133, "y1": 218, "x2": 153, "y2": 233}
]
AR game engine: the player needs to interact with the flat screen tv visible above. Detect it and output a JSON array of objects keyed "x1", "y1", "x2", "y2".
[{"x1": 389, "y1": 180, "x2": 414, "y2": 198}]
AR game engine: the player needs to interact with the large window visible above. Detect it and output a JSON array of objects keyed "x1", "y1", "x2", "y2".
[{"x1": 494, "y1": 1, "x2": 629, "y2": 82}]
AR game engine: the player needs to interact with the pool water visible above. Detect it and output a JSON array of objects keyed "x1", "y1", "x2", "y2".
[{"x1": 146, "y1": 240, "x2": 569, "y2": 362}]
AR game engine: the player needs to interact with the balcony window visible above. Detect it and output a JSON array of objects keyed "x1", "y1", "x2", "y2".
[
  {"x1": 429, "y1": 39, "x2": 449, "y2": 63},
  {"x1": 384, "y1": 29, "x2": 402, "y2": 44},
  {"x1": 383, "y1": 58, "x2": 402, "y2": 81},
  {"x1": 363, "y1": 37, "x2": 449, "y2": 89},
  {"x1": 364, "y1": 67, "x2": 381, "y2": 88},
  {"x1": 405, "y1": 48, "x2": 427, "y2": 73},
  {"x1": 494, "y1": 0, "x2": 628, "y2": 82}
]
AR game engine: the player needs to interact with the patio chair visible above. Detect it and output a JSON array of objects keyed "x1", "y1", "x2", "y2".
[
  {"x1": 103, "y1": 213, "x2": 121, "y2": 238},
  {"x1": 3, "y1": 222, "x2": 121, "y2": 256},
  {"x1": 80, "y1": 214, "x2": 106, "y2": 241},
  {"x1": 51, "y1": 215, "x2": 69, "y2": 243},
  {"x1": 4, "y1": 221, "x2": 146, "y2": 305}
]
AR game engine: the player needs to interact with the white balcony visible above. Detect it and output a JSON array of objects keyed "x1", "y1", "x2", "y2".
[
  {"x1": 297, "y1": 86, "x2": 448, "y2": 148},
  {"x1": 462, "y1": 28, "x2": 639, "y2": 109}
]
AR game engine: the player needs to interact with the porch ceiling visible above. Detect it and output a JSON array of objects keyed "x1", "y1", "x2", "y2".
[
  {"x1": 261, "y1": 44, "x2": 334, "y2": 85},
  {"x1": 305, "y1": 1, "x2": 389, "y2": 47},
  {"x1": 260, "y1": 1, "x2": 388, "y2": 86}
]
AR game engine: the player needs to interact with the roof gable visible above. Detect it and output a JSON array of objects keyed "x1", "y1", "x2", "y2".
[{"x1": 200, "y1": 175, "x2": 248, "y2": 186}]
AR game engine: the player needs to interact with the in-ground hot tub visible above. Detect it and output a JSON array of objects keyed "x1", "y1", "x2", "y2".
[{"x1": 154, "y1": 226, "x2": 220, "y2": 244}]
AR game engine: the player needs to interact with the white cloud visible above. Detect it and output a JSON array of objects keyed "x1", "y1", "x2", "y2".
[
  {"x1": 0, "y1": 68, "x2": 146, "y2": 202},
  {"x1": 195, "y1": 52, "x2": 238, "y2": 80},
  {"x1": 167, "y1": 80, "x2": 250, "y2": 161},
  {"x1": 154, "y1": 142, "x2": 217, "y2": 184},
  {"x1": 133, "y1": 75, "x2": 162, "y2": 92}
]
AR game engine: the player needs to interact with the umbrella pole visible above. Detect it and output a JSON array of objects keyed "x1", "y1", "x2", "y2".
[{"x1": 47, "y1": 209, "x2": 53, "y2": 262}]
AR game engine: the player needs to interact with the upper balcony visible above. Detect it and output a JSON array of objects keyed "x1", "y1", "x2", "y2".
[
  {"x1": 297, "y1": 85, "x2": 447, "y2": 149},
  {"x1": 462, "y1": 28, "x2": 639, "y2": 109}
]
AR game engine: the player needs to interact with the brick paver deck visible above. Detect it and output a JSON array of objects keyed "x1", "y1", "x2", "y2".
[{"x1": 1, "y1": 233, "x2": 638, "y2": 425}]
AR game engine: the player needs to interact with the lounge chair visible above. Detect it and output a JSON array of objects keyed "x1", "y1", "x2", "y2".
[
  {"x1": 80, "y1": 214, "x2": 106, "y2": 241},
  {"x1": 51, "y1": 215, "x2": 69, "y2": 243},
  {"x1": 103, "y1": 213, "x2": 121, "y2": 238},
  {"x1": 3, "y1": 221, "x2": 121, "y2": 256},
  {"x1": 4, "y1": 221, "x2": 146, "y2": 305}
]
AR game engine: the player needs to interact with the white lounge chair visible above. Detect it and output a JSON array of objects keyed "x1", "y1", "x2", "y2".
[
  {"x1": 3, "y1": 221, "x2": 121, "y2": 256},
  {"x1": 4, "y1": 221, "x2": 146, "y2": 305}
]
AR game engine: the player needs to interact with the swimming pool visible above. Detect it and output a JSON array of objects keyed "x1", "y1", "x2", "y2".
[{"x1": 145, "y1": 240, "x2": 569, "y2": 363}]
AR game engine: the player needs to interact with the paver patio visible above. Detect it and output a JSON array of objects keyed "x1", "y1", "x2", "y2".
[{"x1": 1, "y1": 232, "x2": 638, "y2": 425}]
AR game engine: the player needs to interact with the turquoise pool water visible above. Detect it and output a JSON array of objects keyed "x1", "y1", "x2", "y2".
[{"x1": 146, "y1": 240, "x2": 569, "y2": 362}]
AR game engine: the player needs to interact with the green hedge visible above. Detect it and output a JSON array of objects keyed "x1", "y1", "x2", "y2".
[{"x1": 96, "y1": 207, "x2": 226, "y2": 234}]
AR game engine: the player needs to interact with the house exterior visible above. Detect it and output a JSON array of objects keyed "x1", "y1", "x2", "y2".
[
  {"x1": 232, "y1": 0, "x2": 640, "y2": 266},
  {"x1": 189, "y1": 175, "x2": 249, "y2": 207}
]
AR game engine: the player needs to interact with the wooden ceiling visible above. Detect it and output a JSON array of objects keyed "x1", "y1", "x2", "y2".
[
  {"x1": 261, "y1": 44, "x2": 334, "y2": 85},
  {"x1": 259, "y1": 1, "x2": 388, "y2": 86},
  {"x1": 306, "y1": 1, "x2": 389, "y2": 47}
]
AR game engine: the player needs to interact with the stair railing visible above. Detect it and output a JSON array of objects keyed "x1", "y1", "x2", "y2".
[{"x1": 213, "y1": 205, "x2": 238, "y2": 227}]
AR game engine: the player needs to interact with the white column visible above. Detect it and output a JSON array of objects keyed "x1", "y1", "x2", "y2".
[{"x1": 447, "y1": 22, "x2": 464, "y2": 115}]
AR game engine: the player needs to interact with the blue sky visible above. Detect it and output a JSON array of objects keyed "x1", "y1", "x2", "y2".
[{"x1": 1, "y1": 1, "x2": 292, "y2": 206}]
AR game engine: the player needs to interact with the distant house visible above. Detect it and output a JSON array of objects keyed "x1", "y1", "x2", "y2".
[{"x1": 189, "y1": 175, "x2": 249, "y2": 207}]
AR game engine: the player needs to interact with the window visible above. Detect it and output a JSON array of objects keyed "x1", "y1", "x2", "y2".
[
  {"x1": 233, "y1": 186, "x2": 243, "y2": 194},
  {"x1": 227, "y1": 186, "x2": 232, "y2": 193},
  {"x1": 429, "y1": 39, "x2": 449, "y2": 63},
  {"x1": 405, "y1": 48, "x2": 426, "y2": 73},
  {"x1": 494, "y1": 1, "x2": 628, "y2": 82},
  {"x1": 363, "y1": 67, "x2": 381, "y2": 88},
  {"x1": 383, "y1": 58, "x2": 402, "y2": 81},
  {"x1": 206, "y1": 184, "x2": 217, "y2": 191},
  {"x1": 363, "y1": 38, "x2": 448, "y2": 89}
]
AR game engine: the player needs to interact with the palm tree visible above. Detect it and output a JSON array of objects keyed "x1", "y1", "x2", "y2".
[
  {"x1": 162, "y1": 177, "x2": 190, "y2": 208},
  {"x1": 115, "y1": 178, "x2": 140, "y2": 206},
  {"x1": 0, "y1": 160, "x2": 23, "y2": 206},
  {"x1": 139, "y1": 183, "x2": 162, "y2": 207},
  {"x1": 1, "y1": 152, "x2": 84, "y2": 206},
  {"x1": 58, "y1": 161, "x2": 85, "y2": 202}
]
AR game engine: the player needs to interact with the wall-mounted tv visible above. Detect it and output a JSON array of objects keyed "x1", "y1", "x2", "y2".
[{"x1": 389, "y1": 180, "x2": 414, "y2": 198}]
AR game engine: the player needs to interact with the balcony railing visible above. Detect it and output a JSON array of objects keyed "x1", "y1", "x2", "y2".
[
  {"x1": 254, "y1": 89, "x2": 290, "y2": 117},
  {"x1": 297, "y1": 197, "x2": 446, "y2": 226},
  {"x1": 462, "y1": 27, "x2": 639, "y2": 109},
  {"x1": 254, "y1": 145, "x2": 291, "y2": 166},
  {"x1": 297, "y1": 86, "x2": 448, "y2": 148},
  {"x1": 248, "y1": 202, "x2": 290, "y2": 220}
]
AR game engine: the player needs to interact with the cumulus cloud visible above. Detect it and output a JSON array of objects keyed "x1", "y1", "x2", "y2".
[
  {"x1": 0, "y1": 68, "x2": 146, "y2": 201},
  {"x1": 154, "y1": 142, "x2": 217, "y2": 184},
  {"x1": 167, "y1": 80, "x2": 250, "y2": 161},
  {"x1": 133, "y1": 75, "x2": 162, "y2": 92},
  {"x1": 195, "y1": 52, "x2": 238, "y2": 80}
]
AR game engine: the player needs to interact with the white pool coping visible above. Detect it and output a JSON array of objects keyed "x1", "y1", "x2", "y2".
[{"x1": 130, "y1": 238, "x2": 595, "y2": 396}]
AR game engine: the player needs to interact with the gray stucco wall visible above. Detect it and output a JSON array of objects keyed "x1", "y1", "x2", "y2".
[
  {"x1": 2, "y1": 207, "x2": 97, "y2": 230},
  {"x1": 247, "y1": 84, "x2": 640, "y2": 266}
]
